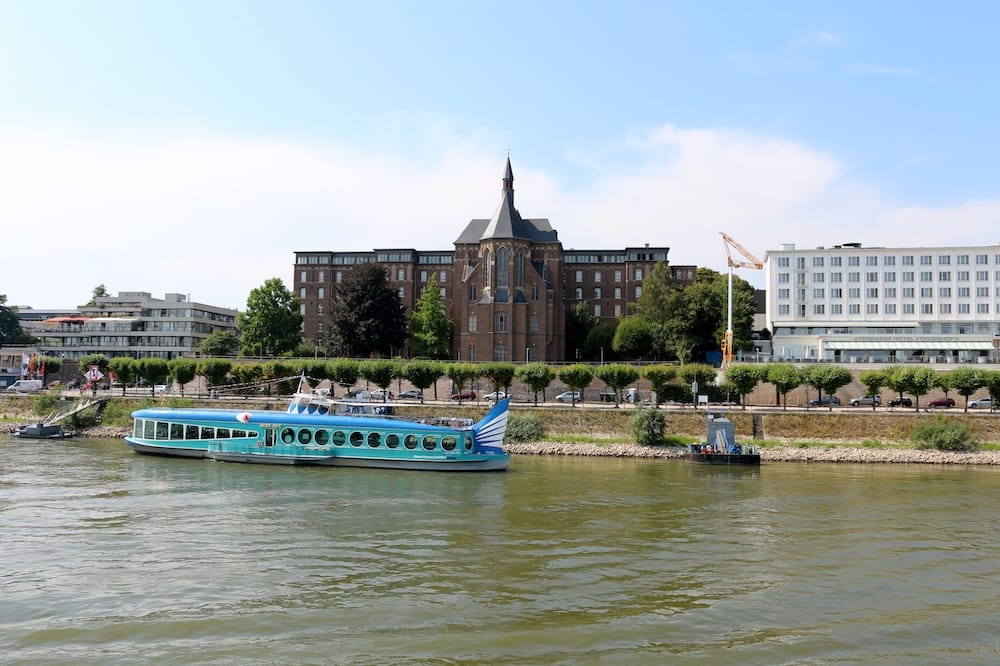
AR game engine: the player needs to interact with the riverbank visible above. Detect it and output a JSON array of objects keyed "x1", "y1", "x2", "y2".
[{"x1": 5, "y1": 422, "x2": 997, "y2": 465}]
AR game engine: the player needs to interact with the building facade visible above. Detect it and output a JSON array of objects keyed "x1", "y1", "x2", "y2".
[
  {"x1": 33, "y1": 291, "x2": 238, "y2": 360},
  {"x1": 294, "y1": 158, "x2": 695, "y2": 361},
  {"x1": 765, "y1": 243, "x2": 1000, "y2": 363}
]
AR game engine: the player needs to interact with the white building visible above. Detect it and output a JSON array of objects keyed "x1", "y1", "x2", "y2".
[
  {"x1": 34, "y1": 292, "x2": 238, "y2": 360},
  {"x1": 765, "y1": 243, "x2": 1000, "y2": 364}
]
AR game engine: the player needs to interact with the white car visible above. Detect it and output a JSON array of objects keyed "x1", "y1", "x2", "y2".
[
  {"x1": 555, "y1": 391, "x2": 582, "y2": 403},
  {"x1": 968, "y1": 397, "x2": 994, "y2": 409},
  {"x1": 484, "y1": 390, "x2": 507, "y2": 404}
]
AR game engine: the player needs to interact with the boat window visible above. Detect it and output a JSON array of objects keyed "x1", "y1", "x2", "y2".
[
  {"x1": 464, "y1": 435, "x2": 473, "y2": 451},
  {"x1": 185, "y1": 425, "x2": 199, "y2": 439},
  {"x1": 441, "y1": 435, "x2": 457, "y2": 451},
  {"x1": 280, "y1": 428, "x2": 295, "y2": 444},
  {"x1": 314, "y1": 430, "x2": 329, "y2": 445},
  {"x1": 156, "y1": 421, "x2": 169, "y2": 439},
  {"x1": 265, "y1": 429, "x2": 275, "y2": 446},
  {"x1": 217, "y1": 428, "x2": 230, "y2": 438},
  {"x1": 422, "y1": 435, "x2": 437, "y2": 451},
  {"x1": 169, "y1": 423, "x2": 183, "y2": 439},
  {"x1": 385, "y1": 434, "x2": 399, "y2": 449},
  {"x1": 297, "y1": 429, "x2": 312, "y2": 444},
  {"x1": 134, "y1": 420, "x2": 142, "y2": 437},
  {"x1": 349, "y1": 431, "x2": 363, "y2": 447},
  {"x1": 202, "y1": 426, "x2": 216, "y2": 439},
  {"x1": 404, "y1": 434, "x2": 418, "y2": 449},
  {"x1": 332, "y1": 431, "x2": 346, "y2": 446},
  {"x1": 367, "y1": 432, "x2": 381, "y2": 448}
]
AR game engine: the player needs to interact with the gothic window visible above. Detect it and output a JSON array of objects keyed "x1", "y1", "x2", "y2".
[
  {"x1": 496, "y1": 312, "x2": 508, "y2": 332},
  {"x1": 497, "y1": 248, "x2": 509, "y2": 287},
  {"x1": 514, "y1": 251, "x2": 524, "y2": 287},
  {"x1": 484, "y1": 251, "x2": 492, "y2": 288}
]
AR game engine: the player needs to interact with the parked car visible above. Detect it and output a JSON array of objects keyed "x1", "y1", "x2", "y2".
[
  {"x1": 555, "y1": 391, "x2": 582, "y2": 403},
  {"x1": 928, "y1": 397, "x2": 956, "y2": 408},
  {"x1": 370, "y1": 388, "x2": 394, "y2": 400},
  {"x1": 850, "y1": 395, "x2": 881, "y2": 407},
  {"x1": 450, "y1": 390, "x2": 476, "y2": 400},
  {"x1": 66, "y1": 379, "x2": 80, "y2": 389},
  {"x1": 888, "y1": 396, "x2": 913, "y2": 408},
  {"x1": 968, "y1": 397, "x2": 994, "y2": 409},
  {"x1": 484, "y1": 390, "x2": 507, "y2": 404},
  {"x1": 808, "y1": 395, "x2": 841, "y2": 407},
  {"x1": 398, "y1": 389, "x2": 422, "y2": 400}
]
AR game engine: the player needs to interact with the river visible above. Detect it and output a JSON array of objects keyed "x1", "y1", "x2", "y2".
[{"x1": 3, "y1": 436, "x2": 1000, "y2": 664}]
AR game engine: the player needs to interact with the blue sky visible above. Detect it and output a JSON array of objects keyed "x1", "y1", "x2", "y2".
[{"x1": 3, "y1": 1, "x2": 1000, "y2": 310}]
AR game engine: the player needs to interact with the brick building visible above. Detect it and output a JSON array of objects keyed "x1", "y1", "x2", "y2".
[{"x1": 294, "y1": 158, "x2": 694, "y2": 361}]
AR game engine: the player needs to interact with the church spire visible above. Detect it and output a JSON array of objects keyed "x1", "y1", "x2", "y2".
[{"x1": 502, "y1": 154, "x2": 514, "y2": 198}]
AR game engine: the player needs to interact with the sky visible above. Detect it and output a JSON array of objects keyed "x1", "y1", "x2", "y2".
[{"x1": 3, "y1": 1, "x2": 1000, "y2": 312}]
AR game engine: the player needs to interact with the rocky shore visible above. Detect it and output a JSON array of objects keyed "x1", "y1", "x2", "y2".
[{"x1": 6, "y1": 423, "x2": 999, "y2": 465}]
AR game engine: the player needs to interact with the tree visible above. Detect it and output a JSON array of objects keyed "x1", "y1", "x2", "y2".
[
  {"x1": 329, "y1": 358, "x2": 361, "y2": 397},
  {"x1": 409, "y1": 273, "x2": 453, "y2": 359},
  {"x1": 137, "y1": 358, "x2": 169, "y2": 396},
  {"x1": 883, "y1": 365, "x2": 913, "y2": 409},
  {"x1": 564, "y1": 301, "x2": 598, "y2": 362},
  {"x1": 765, "y1": 363, "x2": 802, "y2": 410},
  {"x1": 199, "y1": 330, "x2": 240, "y2": 357},
  {"x1": 38, "y1": 356, "x2": 62, "y2": 385},
  {"x1": 446, "y1": 362, "x2": 480, "y2": 404},
  {"x1": 984, "y1": 371, "x2": 1000, "y2": 411},
  {"x1": 328, "y1": 264, "x2": 407, "y2": 358},
  {"x1": 899, "y1": 366, "x2": 938, "y2": 410},
  {"x1": 595, "y1": 363, "x2": 640, "y2": 407},
  {"x1": 85, "y1": 284, "x2": 109, "y2": 307},
  {"x1": 557, "y1": 364, "x2": 594, "y2": 406},
  {"x1": 948, "y1": 367, "x2": 986, "y2": 412},
  {"x1": 481, "y1": 362, "x2": 517, "y2": 395},
  {"x1": 0, "y1": 295, "x2": 28, "y2": 346},
  {"x1": 360, "y1": 359, "x2": 396, "y2": 399},
  {"x1": 198, "y1": 358, "x2": 233, "y2": 389},
  {"x1": 642, "y1": 364, "x2": 677, "y2": 408},
  {"x1": 679, "y1": 363, "x2": 718, "y2": 406},
  {"x1": 858, "y1": 369, "x2": 888, "y2": 411},
  {"x1": 169, "y1": 358, "x2": 198, "y2": 396},
  {"x1": 725, "y1": 364, "x2": 764, "y2": 410},
  {"x1": 238, "y1": 278, "x2": 303, "y2": 357},
  {"x1": 108, "y1": 357, "x2": 138, "y2": 395},
  {"x1": 583, "y1": 320, "x2": 620, "y2": 362},
  {"x1": 516, "y1": 363, "x2": 556, "y2": 405},
  {"x1": 404, "y1": 360, "x2": 445, "y2": 403},
  {"x1": 805, "y1": 365, "x2": 852, "y2": 410},
  {"x1": 635, "y1": 261, "x2": 677, "y2": 358},
  {"x1": 612, "y1": 316, "x2": 656, "y2": 360}
]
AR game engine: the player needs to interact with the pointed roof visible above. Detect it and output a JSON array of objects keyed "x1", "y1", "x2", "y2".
[{"x1": 454, "y1": 158, "x2": 560, "y2": 244}]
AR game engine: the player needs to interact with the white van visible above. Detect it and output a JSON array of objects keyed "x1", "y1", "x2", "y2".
[{"x1": 7, "y1": 379, "x2": 43, "y2": 393}]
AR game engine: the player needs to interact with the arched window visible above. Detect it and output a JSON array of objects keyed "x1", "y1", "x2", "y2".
[
  {"x1": 497, "y1": 248, "x2": 509, "y2": 287},
  {"x1": 483, "y1": 250, "x2": 492, "y2": 288},
  {"x1": 496, "y1": 312, "x2": 508, "y2": 332},
  {"x1": 514, "y1": 251, "x2": 524, "y2": 286}
]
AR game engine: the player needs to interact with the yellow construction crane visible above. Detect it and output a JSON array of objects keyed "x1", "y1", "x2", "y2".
[{"x1": 720, "y1": 232, "x2": 763, "y2": 368}]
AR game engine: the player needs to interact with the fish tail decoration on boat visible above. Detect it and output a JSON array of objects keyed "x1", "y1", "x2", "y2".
[{"x1": 472, "y1": 398, "x2": 509, "y2": 454}]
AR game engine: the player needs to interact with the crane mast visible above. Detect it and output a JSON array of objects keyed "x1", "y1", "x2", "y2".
[{"x1": 720, "y1": 232, "x2": 763, "y2": 368}]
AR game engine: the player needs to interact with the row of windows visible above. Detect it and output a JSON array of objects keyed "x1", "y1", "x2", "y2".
[
  {"x1": 778, "y1": 303, "x2": 995, "y2": 316},
  {"x1": 574, "y1": 269, "x2": 627, "y2": 282},
  {"x1": 779, "y1": 286, "x2": 1000, "y2": 299},
  {"x1": 136, "y1": 420, "x2": 255, "y2": 440},
  {"x1": 778, "y1": 270, "x2": 1000, "y2": 285},
  {"x1": 777, "y1": 254, "x2": 1000, "y2": 269}
]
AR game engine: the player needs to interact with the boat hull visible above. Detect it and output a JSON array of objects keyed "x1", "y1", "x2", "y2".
[{"x1": 684, "y1": 452, "x2": 761, "y2": 466}]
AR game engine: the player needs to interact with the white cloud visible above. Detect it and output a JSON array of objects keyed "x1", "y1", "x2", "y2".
[{"x1": 2, "y1": 124, "x2": 997, "y2": 311}]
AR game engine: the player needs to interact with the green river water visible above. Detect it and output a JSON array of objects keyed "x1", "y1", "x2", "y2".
[{"x1": 3, "y1": 436, "x2": 1000, "y2": 664}]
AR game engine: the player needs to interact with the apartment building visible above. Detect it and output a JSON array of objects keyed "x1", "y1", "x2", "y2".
[{"x1": 765, "y1": 243, "x2": 1000, "y2": 363}]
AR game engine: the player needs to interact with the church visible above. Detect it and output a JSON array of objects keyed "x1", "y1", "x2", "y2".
[{"x1": 293, "y1": 158, "x2": 695, "y2": 361}]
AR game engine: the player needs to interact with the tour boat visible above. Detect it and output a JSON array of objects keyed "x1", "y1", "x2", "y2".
[{"x1": 124, "y1": 380, "x2": 510, "y2": 471}]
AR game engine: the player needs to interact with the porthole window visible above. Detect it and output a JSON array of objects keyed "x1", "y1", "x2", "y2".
[
  {"x1": 386, "y1": 434, "x2": 399, "y2": 449},
  {"x1": 298, "y1": 429, "x2": 312, "y2": 445},
  {"x1": 332, "y1": 431, "x2": 346, "y2": 446},
  {"x1": 314, "y1": 430, "x2": 329, "y2": 445},
  {"x1": 441, "y1": 435, "x2": 457, "y2": 451},
  {"x1": 367, "y1": 432, "x2": 381, "y2": 448},
  {"x1": 404, "y1": 434, "x2": 418, "y2": 449},
  {"x1": 422, "y1": 435, "x2": 437, "y2": 451},
  {"x1": 280, "y1": 428, "x2": 295, "y2": 444},
  {"x1": 350, "y1": 431, "x2": 363, "y2": 447},
  {"x1": 464, "y1": 435, "x2": 473, "y2": 451}
]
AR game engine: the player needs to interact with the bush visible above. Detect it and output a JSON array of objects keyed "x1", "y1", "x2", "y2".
[
  {"x1": 504, "y1": 413, "x2": 544, "y2": 443},
  {"x1": 32, "y1": 392, "x2": 60, "y2": 416},
  {"x1": 910, "y1": 416, "x2": 978, "y2": 452},
  {"x1": 629, "y1": 407, "x2": 666, "y2": 445}
]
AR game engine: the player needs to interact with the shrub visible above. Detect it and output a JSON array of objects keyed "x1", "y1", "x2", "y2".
[
  {"x1": 629, "y1": 407, "x2": 666, "y2": 445},
  {"x1": 910, "y1": 416, "x2": 978, "y2": 452},
  {"x1": 32, "y1": 392, "x2": 60, "y2": 417},
  {"x1": 504, "y1": 413, "x2": 544, "y2": 443}
]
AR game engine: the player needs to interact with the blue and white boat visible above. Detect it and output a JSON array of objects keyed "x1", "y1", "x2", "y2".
[{"x1": 124, "y1": 380, "x2": 510, "y2": 471}]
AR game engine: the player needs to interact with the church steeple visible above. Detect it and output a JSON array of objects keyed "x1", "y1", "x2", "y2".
[{"x1": 502, "y1": 155, "x2": 514, "y2": 199}]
